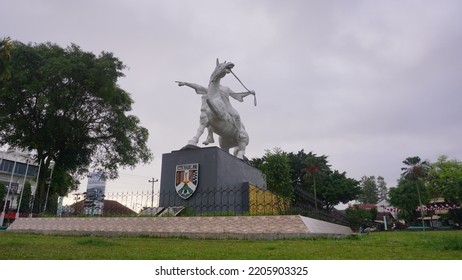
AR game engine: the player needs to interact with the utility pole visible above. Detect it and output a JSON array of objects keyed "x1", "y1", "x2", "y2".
[
  {"x1": 0, "y1": 160, "x2": 16, "y2": 226},
  {"x1": 149, "y1": 178, "x2": 158, "y2": 208}
]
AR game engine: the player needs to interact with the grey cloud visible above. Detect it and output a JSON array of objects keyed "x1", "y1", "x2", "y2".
[{"x1": 2, "y1": 0, "x2": 461, "y2": 192}]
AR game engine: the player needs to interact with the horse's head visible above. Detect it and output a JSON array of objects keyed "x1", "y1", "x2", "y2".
[{"x1": 209, "y1": 58, "x2": 234, "y2": 84}]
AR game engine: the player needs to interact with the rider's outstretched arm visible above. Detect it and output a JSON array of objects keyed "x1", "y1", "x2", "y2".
[{"x1": 175, "y1": 81, "x2": 207, "y2": 95}]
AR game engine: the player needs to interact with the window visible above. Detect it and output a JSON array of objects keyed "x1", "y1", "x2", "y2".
[
  {"x1": 0, "y1": 160, "x2": 14, "y2": 173},
  {"x1": 0, "y1": 160, "x2": 39, "y2": 177}
]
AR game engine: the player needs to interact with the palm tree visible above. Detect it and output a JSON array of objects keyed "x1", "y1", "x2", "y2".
[
  {"x1": 307, "y1": 163, "x2": 319, "y2": 211},
  {"x1": 401, "y1": 156, "x2": 431, "y2": 230},
  {"x1": 304, "y1": 153, "x2": 329, "y2": 212}
]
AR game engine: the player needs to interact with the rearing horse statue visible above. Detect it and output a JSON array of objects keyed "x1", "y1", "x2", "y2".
[{"x1": 176, "y1": 59, "x2": 254, "y2": 159}]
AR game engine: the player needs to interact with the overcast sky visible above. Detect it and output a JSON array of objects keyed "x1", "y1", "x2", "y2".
[{"x1": 3, "y1": 0, "x2": 462, "y2": 197}]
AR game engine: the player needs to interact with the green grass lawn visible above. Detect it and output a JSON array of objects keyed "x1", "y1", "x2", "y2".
[{"x1": 0, "y1": 231, "x2": 461, "y2": 260}]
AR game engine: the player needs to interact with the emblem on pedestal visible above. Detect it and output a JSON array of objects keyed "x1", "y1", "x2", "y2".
[{"x1": 175, "y1": 163, "x2": 199, "y2": 199}]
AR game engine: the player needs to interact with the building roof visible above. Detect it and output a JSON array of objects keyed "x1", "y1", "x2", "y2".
[
  {"x1": 69, "y1": 199, "x2": 136, "y2": 216},
  {"x1": 355, "y1": 204, "x2": 376, "y2": 210}
]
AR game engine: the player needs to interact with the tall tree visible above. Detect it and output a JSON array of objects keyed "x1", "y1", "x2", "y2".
[
  {"x1": 400, "y1": 156, "x2": 431, "y2": 228},
  {"x1": 358, "y1": 175, "x2": 387, "y2": 203},
  {"x1": 358, "y1": 176, "x2": 378, "y2": 204},
  {"x1": 0, "y1": 41, "x2": 152, "y2": 213},
  {"x1": 303, "y1": 153, "x2": 330, "y2": 211},
  {"x1": 428, "y1": 155, "x2": 462, "y2": 204},
  {"x1": 285, "y1": 150, "x2": 330, "y2": 211},
  {"x1": 376, "y1": 176, "x2": 388, "y2": 201},
  {"x1": 320, "y1": 170, "x2": 360, "y2": 212}
]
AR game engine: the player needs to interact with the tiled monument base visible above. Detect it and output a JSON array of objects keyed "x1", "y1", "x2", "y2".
[{"x1": 7, "y1": 215, "x2": 353, "y2": 239}]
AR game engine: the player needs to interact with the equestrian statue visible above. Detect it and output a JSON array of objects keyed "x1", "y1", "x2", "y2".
[{"x1": 175, "y1": 59, "x2": 256, "y2": 159}]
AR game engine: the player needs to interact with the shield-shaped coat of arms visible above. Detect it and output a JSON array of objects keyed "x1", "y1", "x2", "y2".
[{"x1": 175, "y1": 163, "x2": 199, "y2": 199}]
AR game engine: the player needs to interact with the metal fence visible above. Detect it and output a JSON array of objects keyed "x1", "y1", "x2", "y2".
[
  {"x1": 58, "y1": 186, "x2": 350, "y2": 226},
  {"x1": 61, "y1": 186, "x2": 287, "y2": 217}
]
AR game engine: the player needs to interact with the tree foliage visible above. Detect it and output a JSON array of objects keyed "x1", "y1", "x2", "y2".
[
  {"x1": 320, "y1": 170, "x2": 360, "y2": 212},
  {"x1": 0, "y1": 37, "x2": 13, "y2": 81},
  {"x1": 252, "y1": 148, "x2": 293, "y2": 199},
  {"x1": 388, "y1": 178, "x2": 429, "y2": 221},
  {"x1": 357, "y1": 175, "x2": 387, "y2": 204},
  {"x1": 389, "y1": 156, "x2": 431, "y2": 222},
  {"x1": 428, "y1": 155, "x2": 462, "y2": 204},
  {"x1": 253, "y1": 149, "x2": 360, "y2": 212},
  {"x1": 287, "y1": 150, "x2": 330, "y2": 191},
  {"x1": 376, "y1": 176, "x2": 388, "y2": 201},
  {"x1": 346, "y1": 206, "x2": 373, "y2": 230},
  {"x1": 358, "y1": 176, "x2": 379, "y2": 204},
  {"x1": 287, "y1": 150, "x2": 331, "y2": 211},
  {"x1": 401, "y1": 156, "x2": 431, "y2": 181},
  {"x1": 0, "y1": 41, "x2": 152, "y2": 213}
]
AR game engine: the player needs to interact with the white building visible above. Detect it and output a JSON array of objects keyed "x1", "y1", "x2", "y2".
[
  {"x1": 376, "y1": 198, "x2": 398, "y2": 220},
  {"x1": 0, "y1": 149, "x2": 40, "y2": 213}
]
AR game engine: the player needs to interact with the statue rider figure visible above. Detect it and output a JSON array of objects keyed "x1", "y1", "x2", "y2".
[{"x1": 175, "y1": 81, "x2": 254, "y2": 146}]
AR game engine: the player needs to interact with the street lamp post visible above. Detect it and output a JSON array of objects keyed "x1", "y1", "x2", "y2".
[
  {"x1": 15, "y1": 158, "x2": 30, "y2": 219},
  {"x1": 149, "y1": 178, "x2": 158, "y2": 208},
  {"x1": 381, "y1": 205, "x2": 388, "y2": 231},
  {"x1": 0, "y1": 160, "x2": 17, "y2": 226},
  {"x1": 29, "y1": 158, "x2": 42, "y2": 218},
  {"x1": 42, "y1": 160, "x2": 55, "y2": 214}
]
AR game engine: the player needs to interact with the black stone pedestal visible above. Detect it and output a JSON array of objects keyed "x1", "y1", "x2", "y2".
[{"x1": 159, "y1": 146, "x2": 266, "y2": 214}]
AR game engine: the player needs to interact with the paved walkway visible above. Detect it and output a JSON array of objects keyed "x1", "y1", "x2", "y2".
[{"x1": 7, "y1": 215, "x2": 353, "y2": 239}]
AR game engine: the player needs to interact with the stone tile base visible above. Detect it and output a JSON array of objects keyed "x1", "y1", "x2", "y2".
[{"x1": 7, "y1": 215, "x2": 353, "y2": 239}]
